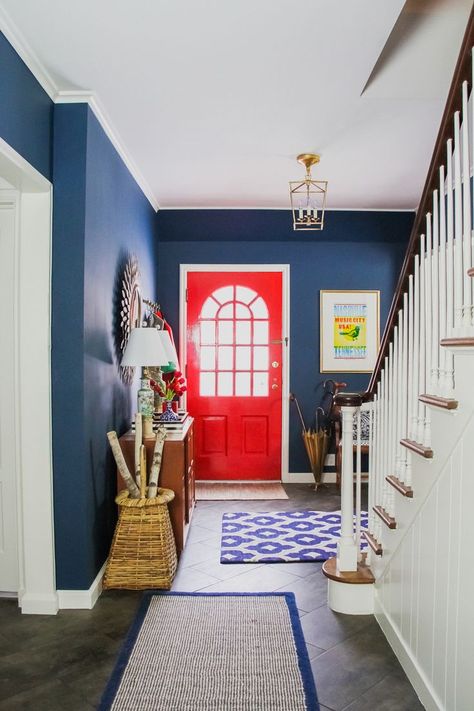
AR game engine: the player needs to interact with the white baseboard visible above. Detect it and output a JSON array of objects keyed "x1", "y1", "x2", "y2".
[
  {"x1": 57, "y1": 561, "x2": 106, "y2": 610},
  {"x1": 19, "y1": 592, "x2": 59, "y2": 615},
  {"x1": 375, "y1": 592, "x2": 443, "y2": 711},
  {"x1": 282, "y1": 471, "x2": 337, "y2": 484}
]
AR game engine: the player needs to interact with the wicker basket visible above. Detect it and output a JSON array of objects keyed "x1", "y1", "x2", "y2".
[{"x1": 103, "y1": 487, "x2": 177, "y2": 590}]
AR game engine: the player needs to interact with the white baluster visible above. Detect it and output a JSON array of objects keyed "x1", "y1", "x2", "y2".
[
  {"x1": 401, "y1": 293, "x2": 409, "y2": 481},
  {"x1": 355, "y1": 406, "x2": 361, "y2": 559},
  {"x1": 383, "y1": 358, "x2": 390, "y2": 513},
  {"x1": 446, "y1": 139, "x2": 455, "y2": 391},
  {"x1": 424, "y1": 218, "x2": 432, "y2": 447},
  {"x1": 406, "y1": 275, "x2": 414, "y2": 487},
  {"x1": 388, "y1": 340, "x2": 396, "y2": 517},
  {"x1": 396, "y1": 312, "x2": 403, "y2": 480},
  {"x1": 432, "y1": 192, "x2": 440, "y2": 393},
  {"x1": 462, "y1": 81, "x2": 472, "y2": 329},
  {"x1": 439, "y1": 166, "x2": 448, "y2": 394},
  {"x1": 418, "y1": 236, "x2": 426, "y2": 444},
  {"x1": 369, "y1": 395, "x2": 377, "y2": 537},
  {"x1": 412, "y1": 256, "x2": 420, "y2": 440},
  {"x1": 454, "y1": 111, "x2": 463, "y2": 331}
]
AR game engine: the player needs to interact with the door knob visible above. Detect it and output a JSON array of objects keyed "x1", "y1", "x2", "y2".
[
  {"x1": 272, "y1": 383, "x2": 279, "y2": 390},
  {"x1": 272, "y1": 361, "x2": 279, "y2": 368}
]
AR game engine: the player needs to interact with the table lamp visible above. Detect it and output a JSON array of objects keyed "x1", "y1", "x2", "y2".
[{"x1": 121, "y1": 326, "x2": 169, "y2": 436}]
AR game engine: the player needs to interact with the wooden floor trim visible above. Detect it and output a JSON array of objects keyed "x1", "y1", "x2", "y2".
[
  {"x1": 386, "y1": 475, "x2": 414, "y2": 498},
  {"x1": 322, "y1": 555, "x2": 374, "y2": 584},
  {"x1": 363, "y1": 530, "x2": 383, "y2": 556},
  {"x1": 419, "y1": 394, "x2": 458, "y2": 410},
  {"x1": 373, "y1": 505, "x2": 397, "y2": 529},
  {"x1": 400, "y1": 438, "x2": 434, "y2": 459}
]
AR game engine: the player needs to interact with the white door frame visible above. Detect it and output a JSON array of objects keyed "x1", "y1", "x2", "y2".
[
  {"x1": 0, "y1": 137, "x2": 57, "y2": 614},
  {"x1": 179, "y1": 264, "x2": 290, "y2": 481}
]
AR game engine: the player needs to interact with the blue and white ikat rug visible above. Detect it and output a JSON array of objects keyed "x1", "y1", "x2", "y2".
[{"x1": 220, "y1": 510, "x2": 368, "y2": 563}]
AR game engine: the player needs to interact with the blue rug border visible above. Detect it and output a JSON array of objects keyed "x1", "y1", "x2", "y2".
[{"x1": 98, "y1": 591, "x2": 319, "y2": 711}]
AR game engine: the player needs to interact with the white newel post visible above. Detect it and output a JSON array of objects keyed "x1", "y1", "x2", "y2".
[{"x1": 336, "y1": 394, "x2": 361, "y2": 572}]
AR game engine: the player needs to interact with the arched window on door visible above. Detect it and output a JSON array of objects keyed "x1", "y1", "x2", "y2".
[{"x1": 198, "y1": 285, "x2": 269, "y2": 397}]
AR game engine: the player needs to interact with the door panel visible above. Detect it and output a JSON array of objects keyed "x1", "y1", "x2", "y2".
[{"x1": 186, "y1": 270, "x2": 283, "y2": 480}]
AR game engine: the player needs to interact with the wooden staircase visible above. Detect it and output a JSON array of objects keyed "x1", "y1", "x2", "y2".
[{"x1": 322, "y1": 11, "x2": 474, "y2": 709}]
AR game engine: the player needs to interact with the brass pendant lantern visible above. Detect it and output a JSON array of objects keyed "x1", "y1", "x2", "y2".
[{"x1": 289, "y1": 153, "x2": 328, "y2": 231}]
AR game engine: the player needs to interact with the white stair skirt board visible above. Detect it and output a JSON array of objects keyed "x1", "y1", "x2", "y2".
[
  {"x1": 57, "y1": 562, "x2": 106, "y2": 610},
  {"x1": 375, "y1": 594, "x2": 442, "y2": 711},
  {"x1": 327, "y1": 579, "x2": 374, "y2": 615}
]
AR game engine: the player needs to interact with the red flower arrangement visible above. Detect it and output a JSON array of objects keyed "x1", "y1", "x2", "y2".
[{"x1": 150, "y1": 370, "x2": 187, "y2": 401}]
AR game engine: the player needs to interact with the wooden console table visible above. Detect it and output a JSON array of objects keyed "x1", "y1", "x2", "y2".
[{"x1": 117, "y1": 417, "x2": 194, "y2": 555}]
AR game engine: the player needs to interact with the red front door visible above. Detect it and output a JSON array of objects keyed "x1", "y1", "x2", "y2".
[{"x1": 186, "y1": 271, "x2": 283, "y2": 480}]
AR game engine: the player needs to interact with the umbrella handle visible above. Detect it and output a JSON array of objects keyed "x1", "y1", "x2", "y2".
[{"x1": 289, "y1": 393, "x2": 307, "y2": 433}]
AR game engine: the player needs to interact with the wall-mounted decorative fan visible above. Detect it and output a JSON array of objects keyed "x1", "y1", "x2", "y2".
[{"x1": 119, "y1": 254, "x2": 142, "y2": 384}]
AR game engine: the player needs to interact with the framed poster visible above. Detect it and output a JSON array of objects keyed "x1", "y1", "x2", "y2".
[{"x1": 320, "y1": 290, "x2": 380, "y2": 373}]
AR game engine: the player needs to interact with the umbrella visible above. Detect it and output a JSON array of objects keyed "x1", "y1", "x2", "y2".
[{"x1": 290, "y1": 394, "x2": 330, "y2": 491}]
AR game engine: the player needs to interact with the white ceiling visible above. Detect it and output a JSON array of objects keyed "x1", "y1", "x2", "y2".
[{"x1": 0, "y1": 0, "x2": 471, "y2": 210}]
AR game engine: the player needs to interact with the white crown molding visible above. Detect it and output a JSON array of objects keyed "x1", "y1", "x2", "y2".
[
  {"x1": 55, "y1": 91, "x2": 159, "y2": 212},
  {"x1": 158, "y1": 206, "x2": 415, "y2": 213},
  {"x1": 0, "y1": 5, "x2": 57, "y2": 100},
  {"x1": 0, "y1": 10, "x2": 159, "y2": 211}
]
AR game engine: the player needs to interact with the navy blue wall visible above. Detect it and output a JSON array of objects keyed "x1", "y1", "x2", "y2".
[
  {"x1": 157, "y1": 210, "x2": 413, "y2": 473},
  {"x1": 0, "y1": 32, "x2": 53, "y2": 180},
  {"x1": 52, "y1": 105, "x2": 159, "y2": 589}
]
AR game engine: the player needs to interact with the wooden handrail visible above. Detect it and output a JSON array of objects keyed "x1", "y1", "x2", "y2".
[{"x1": 368, "y1": 6, "x2": 474, "y2": 393}]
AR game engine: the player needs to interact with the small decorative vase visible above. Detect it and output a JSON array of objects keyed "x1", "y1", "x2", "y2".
[
  {"x1": 160, "y1": 400, "x2": 180, "y2": 422},
  {"x1": 137, "y1": 379, "x2": 154, "y2": 417}
]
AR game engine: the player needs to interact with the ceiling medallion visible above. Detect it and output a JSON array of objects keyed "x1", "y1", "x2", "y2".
[
  {"x1": 120, "y1": 255, "x2": 142, "y2": 384},
  {"x1": 289, "y1": 153, "x2": 328, "y2": 231}
]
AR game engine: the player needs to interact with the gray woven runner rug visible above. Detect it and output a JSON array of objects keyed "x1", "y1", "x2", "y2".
[{"x1": 99, "y1": 592, "x2": 319, "y2": 710}]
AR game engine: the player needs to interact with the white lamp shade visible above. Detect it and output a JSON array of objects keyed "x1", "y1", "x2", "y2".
[
  {"x1": 121, "y1": 327, "x2": 169, "y2": 366},
  {"x1": 156, "y1": 329, "x2": 180, "y2": 369}
]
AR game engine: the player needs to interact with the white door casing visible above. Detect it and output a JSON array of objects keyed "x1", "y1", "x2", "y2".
[
  {"x1": 0, "y1": 196, "x2": 19, "y2": 592},
  {"x1": 0, "y1": 137, "x2": 57, "y2": 614}
]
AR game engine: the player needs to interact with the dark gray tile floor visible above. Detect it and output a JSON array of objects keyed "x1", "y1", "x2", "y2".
[{"x1": 0, "y1": 483, "x2": 423, "y2": 710}]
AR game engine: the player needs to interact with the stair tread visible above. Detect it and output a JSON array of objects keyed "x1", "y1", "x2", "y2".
[
  {"x1": 322, "y1": 555, "x2": 374, "y2": 584},
  {"x1": 441, "y1": 337, "x2": 474, "y2": 347},
  {"x1": 419, "y1": 394, "x2": 458, "y2": 410},
  {"x1": 373, "y1": 505, "x2": 397, "y2": 529},
  {"x1": 400, "y1": 438, "x2": 434, "y2": 458},
  {"x1": 363, "y1": 530, "x2": 383, "y2": 555},
  {"x1": 386, "y1": 475, "x2": 414, "y2": 498}
]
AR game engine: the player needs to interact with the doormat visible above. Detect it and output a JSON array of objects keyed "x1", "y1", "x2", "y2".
[
  {"x1": 99, "y1": 592, "x2": 319, "y2": 711},
  {"x1": 195, "y1": 481, "x2": 288, "y2": 500},
  {"x1": 220, "y1": 510, "x2": 368, "y2": 563}
]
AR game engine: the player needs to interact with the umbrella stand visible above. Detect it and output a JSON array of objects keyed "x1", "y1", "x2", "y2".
[{"x1": 290, "y1": 394, "x2": 330, "y2": 491}]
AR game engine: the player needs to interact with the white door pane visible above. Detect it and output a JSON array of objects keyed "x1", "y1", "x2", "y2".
[
  {"x1": 218, "y1": 346, "x2": 233, "y2": 370},
  {"x1": 200, "y1": 297, "x2": 219, "y2": 318},
  {"x1": 213, "y1": 286, "x2": 234, "y2": 304},
  {"x1": 218, "y1": 372, "x2": 233, "y2": 396},
  {"x1": 219, "y1": 303, "x2": 234, "y2": 318},
  {"x1": 200, "y1": 372, "x2": 215, "y2": 396},
  {"x1": 236, "y1": 285, "x2": 257, "y2": 304},
  {"x1": 200, "y1": 320, "x2": 216, "y2": 344},
  {"x1": 235, "y1": 372, "x2": 251, "y2": 396},
  {"x1": 253, "y1": 346, "x2": 269, "y2": 370},
  {"x1": 253, "y1": 372, "x2": 269, "y2": 396},
  {"x1": 218, "y1": 320, "x2": 233, "y2": 344},
  {"x1": 236, "y1": 321, "x2": 251, "y2": 344},
  {"x1": 235, "y1": 346, "x2": 251, "y2": 370},
  {"x1": 253, "y1": 321, "x2": 269, "y2": 344},
  {"x1": 250, "y1": 296, "x2": 268, "y2": 318},
  {"x1": 200, "y1": 346, "x2": 216, "y2": 370},
  {"x1": 235, "y1": 303, "x2": 251, "y2": 319}
]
